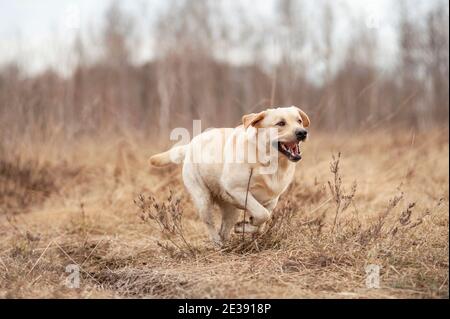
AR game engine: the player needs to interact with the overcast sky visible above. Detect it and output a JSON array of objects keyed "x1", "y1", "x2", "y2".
[{"x1": 0, "y1": 0, "x2": 442, "y2": 75}]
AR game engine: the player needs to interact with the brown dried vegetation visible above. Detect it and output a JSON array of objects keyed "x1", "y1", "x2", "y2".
[{"x1": 0, "y1": 131, "x2": 447, "y2": 298}]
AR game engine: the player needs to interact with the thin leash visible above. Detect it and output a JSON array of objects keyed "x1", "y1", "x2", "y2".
[{"x1": 242, "y1": 168, "x2": 254, "y2": 243}]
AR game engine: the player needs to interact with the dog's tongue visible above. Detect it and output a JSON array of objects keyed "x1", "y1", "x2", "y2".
[{"x1": 287, "y1": 142, "x2": 299, "y2": 156}]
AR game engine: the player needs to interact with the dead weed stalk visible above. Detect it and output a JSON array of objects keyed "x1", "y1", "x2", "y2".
[
  {"x1": 358, "y1": 193, "x2": 404, "y2": 245},
  {"x1": 328, "y1": 152, "x2": 357, "y2": 234},
  {"x1": 135, "y1": 191, "x2": 197, "y2": 258}
]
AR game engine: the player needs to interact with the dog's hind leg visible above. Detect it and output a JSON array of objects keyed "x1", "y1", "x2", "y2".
[
  {"x1": 182, "y1": 165, "x2": 221, "y2": 246},
  {"x1": 218, "y1": 201, "x2": 240, "y2": 243}
]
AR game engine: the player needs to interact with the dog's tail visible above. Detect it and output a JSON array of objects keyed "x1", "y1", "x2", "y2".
[{"x1": 149, "y1": 145, "x2": 187, "y2": 167}]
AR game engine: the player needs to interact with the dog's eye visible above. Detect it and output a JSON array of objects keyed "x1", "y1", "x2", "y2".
[
  {"x1": 298, "y1": 119, "x2": 303, "y2": 124},
  {"x1": 276, "y1": 120, "x2": 286, "y2": 127}
]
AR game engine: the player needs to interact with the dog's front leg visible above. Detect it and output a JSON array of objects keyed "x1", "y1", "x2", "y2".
[
  {"x1": 223, "y1": 183, "x2": 270, "y2": 227},
  {"x1": 254, "y1": 197, "x2": 279, "y2": 234},
  {"x1": 232, "y1": 195, "x2": 279, "y2": 234}
]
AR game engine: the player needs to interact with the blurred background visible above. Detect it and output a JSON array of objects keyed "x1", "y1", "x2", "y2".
[{"x1": 0, "y1": 0, "x2": 448, "y2": 147}]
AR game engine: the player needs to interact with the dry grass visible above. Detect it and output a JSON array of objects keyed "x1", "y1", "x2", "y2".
[{"x1": 0, "y1": 129, "x2": 448, "y2": 299}]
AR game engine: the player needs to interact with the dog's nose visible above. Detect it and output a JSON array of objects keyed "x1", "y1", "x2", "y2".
[{"x1": 295, "y1": 129, "x2": 308, "y2": 141}]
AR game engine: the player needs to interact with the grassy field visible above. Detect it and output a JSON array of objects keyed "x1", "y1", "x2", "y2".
[{"x1": 0, "y1": 128, "x2": 448, "y2": 298}]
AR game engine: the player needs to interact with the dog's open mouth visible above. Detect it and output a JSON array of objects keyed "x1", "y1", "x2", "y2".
[{"x1": 277, "y1": 141, "x2": 302, "y2": 162}]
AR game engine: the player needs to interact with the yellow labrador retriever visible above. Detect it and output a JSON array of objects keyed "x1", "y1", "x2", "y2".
[{"x1": 150, "y1": 106, "x2": 310, "y2": 246}]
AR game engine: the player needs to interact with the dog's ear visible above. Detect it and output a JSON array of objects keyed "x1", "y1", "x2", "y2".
[
  {"x1": 294, "y1": 107, "x2": 310, "y2": 128},
  {"x1": 242, "y1": 111, "x2": 266, "y2": 129}
]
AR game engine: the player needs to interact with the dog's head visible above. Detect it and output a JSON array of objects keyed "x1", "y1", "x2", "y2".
[{"x1": 242, "y1": 106, "x2": 310, "y2": 162}]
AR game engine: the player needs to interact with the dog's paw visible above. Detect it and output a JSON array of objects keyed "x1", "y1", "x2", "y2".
[
  {"x1": 234, "y1": 221, "x2": 259, "y2": 234},
  {"x1": 210, "y1": 234, "x2": 224, "y2": 249}
]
